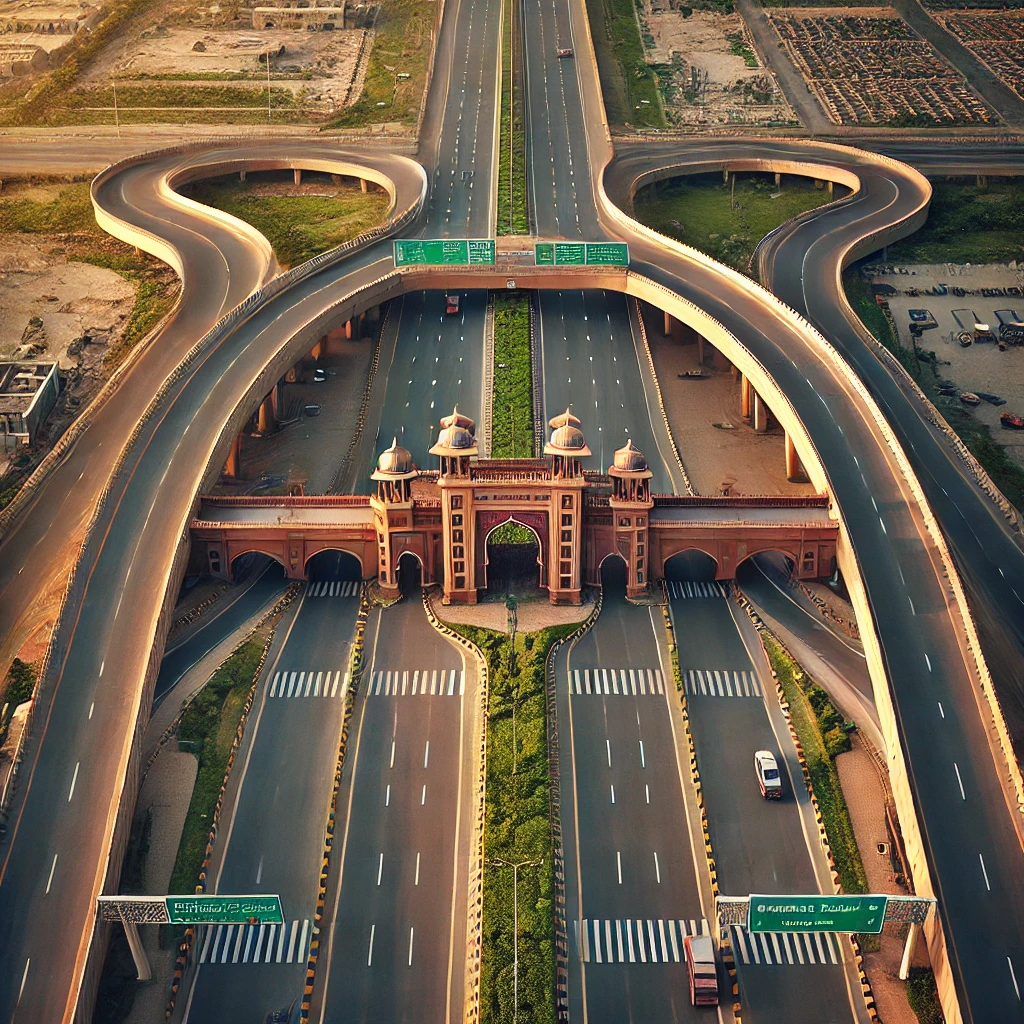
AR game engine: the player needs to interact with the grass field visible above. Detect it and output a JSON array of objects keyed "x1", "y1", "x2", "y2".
[
  {"x1": 884, "y1": 178, "x2": 1024, "y2": 266},
  {"x1": 585, "y1": 0, "x2": 665, "y2": 128},
  {"x1": 181, "y1": 175, "x2": 392, "y2": 268},
  {"x1": 497, "y1": 0, "x2": 529, "y2": 235},
  {"x1": 633, "y1": 171, "x2": 836, "y2": 272},
  {"x1": 326, "y1": 0, "x2": 432, "y2": 128},
  {"x1": 491, "y1": 293, "x2": 534, "y2": 458}
]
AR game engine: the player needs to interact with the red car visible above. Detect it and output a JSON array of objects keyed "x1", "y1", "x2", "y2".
[
  {"x1": 557, "y1": 47, "x2": 573, "y2": 58},
  {"x1": 445, "y1": 294, "x2": 460, "y2": 316}
]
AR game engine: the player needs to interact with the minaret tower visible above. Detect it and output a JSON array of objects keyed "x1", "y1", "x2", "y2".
[
  {"x1": 430, "y1": 407, "x2": 479, "y2": 603},
  {"x1": 543, "y1": 409, "x2": 591, "y2": 604},
  {"x1": 608, "y1": 439, "x2": 654, "y2": 599},
  {"x1": 370, "y1": 438, "x2": 417, "y2": 595}
]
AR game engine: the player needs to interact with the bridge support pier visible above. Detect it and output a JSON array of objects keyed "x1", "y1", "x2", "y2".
[
  {"x1": 311, "y1": 338, "x2": 324, "y2": 361},
  {"x1": 740, "y1": 374, "x2": 752, "y2": 422},
  {"x1": 775, "y1": 172, "x2": 781, "y2": 187},
  {"x1": 696, "y1": 333, "x2": 705, "y2": 364},
  {"x1": 224, "y1": 432, "x2": 243, "y2": 478},
  {"x1": 360, "y1": 178, "x2": 368, "y2": 193},
  {"x1": 240, "y1": 170, "x2": 247, "y2": 182},
  {"x1": 257, "y1": 393, "x2": 276, "y2": 435},
  {"x1": 122, "y1": 920, "x2": 152, "y2": 982},
  {"x1": 785, "y1": 432, "x2": 807, "y2": 482},
  {"x1": 722, "y1": 168, "x2": 729, "y2": 184},
  {"x1": 753, "y1": 392, "x2": 768, "y2": 433},
  {"x1": 293, "y1": 168, "x2": 302, "y2": 185}
]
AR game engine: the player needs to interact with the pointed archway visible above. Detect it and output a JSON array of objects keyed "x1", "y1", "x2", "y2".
[{"x1": 482, "y1": 518, "x2": 544, "y2": 600}]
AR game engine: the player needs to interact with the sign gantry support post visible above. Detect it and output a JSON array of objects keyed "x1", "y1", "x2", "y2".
[{"x1": 119, "y1": 906, "x2": 152, "y2": 982}]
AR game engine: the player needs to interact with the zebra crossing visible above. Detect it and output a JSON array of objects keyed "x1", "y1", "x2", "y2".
[
  {"x1": 683, "y1": 669, "x2": 762, "y2": 698},
  {"x1": 269, "y1": 669, "x2": 346, "y2": 698},
  {"x1": 580, "y1": 917, "x2": 709, "y2": 963},
  {"x1": 307, "y1": 580, "x2": 360, "y2": 598},
  {"x1": 571, "y1": 668, "x2": 665, "y2": 696},
  {"x1": 730, "y1": 926, "x2": 845, "y2": 966},
  {"x1": 198, "y1": 918, "x2": 311, "y2": 965},
  {"x1": 667, "y1": 580, "x2": 725, "y2": 600},
  {"x1": 368, "y1": 669, "x2": 465, "y2": 697}
]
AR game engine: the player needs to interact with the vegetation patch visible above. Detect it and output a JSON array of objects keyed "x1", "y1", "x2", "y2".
[
  {"x1": 445, "y1": 623, "x2": 576, "y2": 1024},
  {"x1": 181, "y1": 174, "x2": 392, "y2": 268},
  {"x1": 883, "y1": 178, "x2": 1024, "y2": 266},
  {"x1": 491, "y1": 293, "x2": 534, "y2": 458},
  {"x1": 585, "y1": 0, "x2": 666, "y2": 128},
  {"x1": 498, "y1": 0, "x2": 528, "y2": 235},
  {"x1": 167, "y1": 633, "x2": 269, "y2": 895},
  {"x1": 726, "y1": 31, "x2": 758, "y2": 67},
  {"x1": 762, "y1": 634, "x2": 868, "y2": 896},
  {"x1": 0, "y1": 658, "x2": 37, "y2": 739},
  {"x1": 633, "y1": 171, "x2": 835, "y2": 273},
  {"x1": 325, "y1": 0, "x2": 432, "y2": 128},
  {"x1": 906, "y1": 966, "x2": 943, "y2": 1024}
]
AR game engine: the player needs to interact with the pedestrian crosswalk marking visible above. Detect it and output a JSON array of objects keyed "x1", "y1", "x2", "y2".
[
  {"x1": 580, "y1": 918, "x2": 709, "y2": 963},
  {"x1": 369, "y1": 669, "x2": 465, "y2": 697},
  {"x1": 199, "y1": 918, "x2": 312, "y2": 965},
  {"x1": 667, "y1": 581, "x2": 725, "y2": 600},
  {"x1": 269, "y1": 670, "x2": 346, "y2": 698},
  {"x1": 730, "y1": 926, "x2": 844, "y2": 966},
  {"x1": 308, "y1": 580, "x2": 360, "y2": 598},
  {"x1": 683, "y1": 669, "x2": 762, "y2": 698},
  {"x1": 571, "y1": 669, "x2": 664, "y2": 696}
]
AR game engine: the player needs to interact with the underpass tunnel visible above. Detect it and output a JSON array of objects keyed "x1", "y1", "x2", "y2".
[
  {"x1": 599, "y1": 553, "x2": 629, "y2": 602},
  {"x1": 663, "y1": 549, "x2": 719, "y2": 584},
  {"x1": 483, "y1": 520, "x2": 544, "y2": 599},
  {"x1": 305, "y1": 549, "x2": 363, "y2": 584},
  {"x1": 397, "y1": 552, "x2": 423, "y2": 595},
  {"x1": 735, "y1": 551, "x2": 795, "y2": 590},
  {"x1": 226, "y1": 550, "x2": 287, "y2": 583}
]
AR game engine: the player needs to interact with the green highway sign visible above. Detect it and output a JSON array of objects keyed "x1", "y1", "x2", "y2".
[
  {"x1": 533, "y1": 241, "x2": 629, "y2": 266},
  {"x1": 748, "y1": 895, "x2": 888, "y2": 934},
  {"x1": 165, "y1": 895, "x2": 284, "y2": 926},
  {"x1": 393, "y1": 238, "x2": 496, "y2": 266}
]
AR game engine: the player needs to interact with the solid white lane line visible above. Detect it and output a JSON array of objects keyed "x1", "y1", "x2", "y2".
[
  {"x1": 424, "y1": 741, "x2": 430, "y2": 769},
  {"x1": 377, "y1": 852, "x2": 384, "y2": 885},
  {"x1": 99, "y1": 661, "x2": 105, "y2": 677},
  {"x1": 925, "y1": 654, "x2": 932, "y2": 672},
  {"x1": 610, "y1": 785, "x2": 615, "y2": 804},
  {"x1": 645, "y1": 784, "x2": 650, "y2": 804},
  {"x1": 1009, "y1": 957, "x2": 1021, "y2": 1000},
  {"x1": 88, "y1": 702, "x2": 95, "y2": 720},
  {"x1": 954, "y1": 763, "x2": 966, "y2": 800},
  {"x1": 938, "y1": 702, "x2": 945, "y2": 719},
  {"x1": 390, "y1": 740, "x2": 396, "y2": 769},
  {"x1": 980, "y1": 854, "x2": 991, "y2": 891},
  {"x1": 639, "y1": 741, "x2": 646, "y2": 769},
  {"x1": 256, "y1": 856, "x2": 263, "y2": 884},
  {"x1": 616, "y1": 851, "x2": 622, "y2": 884},
  {"x1": 415, "y1": 852, "x2": 421, "y2": 886},
  {"x1": 606, "y1": 739, "x2": 611, "y2": 767},
  {"x1": 385, "y1": 784, "x2": 390, "y2": 807},
  {"x1": 421, "y1": 784, "x2": 426, "y2": 805},
  {"x1": 68, "y1": 761, "x2": 80, "y2": 802},
  {"x1": 408, "y1": 926, "x2": 415, "y2": 966},
  {"x1": 653, "y1": 851, "x2": 660, "y2": 883},
  {"x1": 18, "y1": 959, "x2": 30, "y2": 1004},
  {"x1": 367, "y1": 925, "x2": 376, "y2": 966},
  {"x1": 908, "y1": 597, "x2": 915, "y2": 615},
  {"x1": 45, "y1": 854, "x2": 58, "y2": 894}
]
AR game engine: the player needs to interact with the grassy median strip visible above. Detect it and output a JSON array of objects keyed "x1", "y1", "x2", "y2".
[
  {"x1": 497, "y1": 0, "x2": 528, "y2": 235},
  {"x1": 168, "y1": 633, "x2": 269, "y2": 894},
  {"x1": 447, "y1": 623, "x2": 575, "y2": 1024},
  {"x1": 762, "y1": 634, "x2": 868, "y2": 896},
  {"x1": 491, "y1": 293, "x2": 535, "y2": 458},
  {"x1": 180, "y1": 176, "x2": 391, "y2": 269}
]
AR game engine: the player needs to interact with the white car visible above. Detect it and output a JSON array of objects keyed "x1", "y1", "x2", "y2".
[{"x1": 754, "y1": 750, "x2": 782, "y2": 799}]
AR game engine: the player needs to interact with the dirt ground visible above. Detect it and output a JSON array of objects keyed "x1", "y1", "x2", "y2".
[
  {"x1": 642, "y1": 7, "x2": 796, "y2": 126},
  {"x1": 83, "y1": 26, "x2": 369, "y2": 108},
  {"x1": 870, "y1": 262, "x2": 1024, "y2": 469},
  {"x1": 645, "y1": 317, "x2": 817, "y2": 497}
]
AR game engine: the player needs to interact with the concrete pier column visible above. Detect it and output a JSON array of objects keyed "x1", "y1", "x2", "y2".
[
  {"x1": 663, "y1": 310, "x2": 673, "y2": 338},
  {"x1": 345, "y1": 319, "x2": 354, "y2": 339},
  {"x1": 774, "y1": 171, "x2": 781, "y2": 187},
  {"x1": 731, "y1": 364, "x2": 740, "y2": 382},
  {"x1": 827, "y1": 180, "x2": 833, "y2": 196},
  {"x1": 285, "y1": 364, "x2": 299, "y2": 384},
  {"x1": 224, "y1": 432, "x2": 243, "y2": 478},
  {"x1": 722, "y1": 167, "x2": 729, "y2": 184},
  {"x1": 740, "y1": 374, "x2": 752, "y2": 422},
  {"x1": 240, "y1": 170, "x2": 247, "y2": 182},
  {"x1": 257, "y1": 393, "x2": 276, "y2": 434},
  {"x1": 360, "y1": 178, "x2": 368, "y2": 193},
  {"x1": 270, "y1": 382, "x2": 281, "y2": 418},
  {"x1": 696, "y1": 333, "x2": 705, "y2": 364},
  {"x1": 122, "y1": 920, "x2": 151, "y2": 982},
  {"x1": 293, "y1": 168, "x2": 302, "y2": 185},
  {"x1": 785, "y1": 432, "x2": 807, "y2": 482},
  {"x1": 753, "y1": 392, "x2": 768, "y2": 433},
  {"x1": 311, "y1": 338, "x2": 324, "y2": 361}
]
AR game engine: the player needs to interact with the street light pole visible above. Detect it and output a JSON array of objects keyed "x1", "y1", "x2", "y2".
[{"x1": 487, "y1": 856, "x2": 542, "y2": 1024}]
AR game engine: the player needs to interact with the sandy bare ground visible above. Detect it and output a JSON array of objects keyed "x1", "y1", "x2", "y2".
[{"x1": 871, "y1": 262, "x2": 1024, "y2": 469}]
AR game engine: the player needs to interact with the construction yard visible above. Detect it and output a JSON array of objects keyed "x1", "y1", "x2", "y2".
[
  {"x1": 642, "y1": 2, "x2": 798, "y2": 126},
  {"x1": 767, "y1": 9, "x2": 996, "y2": 126},
  {"x1": 936, "y1": 10, "x2": 1024, "y2": 104}
]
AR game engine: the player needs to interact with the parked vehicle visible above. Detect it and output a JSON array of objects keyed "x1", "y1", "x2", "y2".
[
  {"x1": 678, "y1": 368, "x2": 708, "y2": 379},
  {"x1": 684, "y1": 934, "x2": 719, "y2": 1007},
  {"x1": 312, "y1": 367, "x2": 326, "y2": 382},
  {"x1": 957, "y1": 332, "x2": 973, "y2": 348},
  {"x1": 1001, "y1": 413, "x2": 1024, "y2": 430},
  {"x1": 557, "y1": 46, "x2": 573, "y2": 57},
  {"x1": 974, "y1": 323, "x2": 997, "y2": 344},
  {"x1": 960, "y1": 392, "x2": 982, "y2": 407},
  {"x1": 908, "y1": 308, "x2": 935, "y2": 325},
  {"x1": 445, "y1": 294, "x2": 460, "y2": 316},
  {"x1": 754, "y1": 750, "x2": 783, "y2": 799},
  {"x1": 975, "y1": 392, "x2": 1006, "y2": 406}
]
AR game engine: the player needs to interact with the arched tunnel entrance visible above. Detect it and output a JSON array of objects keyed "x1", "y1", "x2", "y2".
[
  {"x1": 600, "y1": 553, "x2": 629, "y2": 602},
  {"x1": 397, "y1": 552, "x2": 422, "y2": 595},
  {"x1": 306, "y1": 549, "x2": 363, "y2": 596},
  {"x1": 484, "y1": 521, "x2": 543, "y2": 600}
]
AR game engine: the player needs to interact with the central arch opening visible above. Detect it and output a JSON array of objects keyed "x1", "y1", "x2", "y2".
[
  {"x1": 306, "y1": 548, "x2": 363, "y2": 584},
  {"x1": 484, "y1": 520, "x2": 543, "y2": 600},
  {"x1": 397, "y1": 552, "x2": 422, "y2": 595},
  {"x1": 664, "y1": 549, "x2": 719, "y2": 584},
  {"x1": 599, "y1": 553, "x2": 628, "y2": 603}
]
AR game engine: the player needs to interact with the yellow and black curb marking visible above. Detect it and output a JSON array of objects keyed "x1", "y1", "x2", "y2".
[
  {"x1": 419, "y1": 589, "x2": 490, "y2": 1024},
  {"x1": 548, "y1": 589, "x2": 603, "y2": 1022},
  {"x1": 660, "y1": 582, "x2": 742, "y2": 1022},
  {"x1": 297, "y1": 584, "x2": 372, "y2": 1023},
  {"x1": 732, "y1": 589, "x2": 880, "y2": 1024},
  {"x1": 165, "y1": 599, "x2": 291, "y2": 1020}
]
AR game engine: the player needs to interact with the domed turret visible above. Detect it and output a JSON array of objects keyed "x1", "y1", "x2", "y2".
[
  {"x1": 374, "y1": 438, "x2": 414, "y2": 476},
  {"x1": 612, "y1": 439, "x2": 648, "y2": 474},
  {"x1": 608, "y1": 438, "x2": 652, "y2": 504},
  {"x1": 544, "y1": 408, "x2": 592, "y2": 458},
  {"x1": 430, "y1": 405, "x2": 478, "y2": 470},
  {"x1": 371, "y1": 437, "x2": 417, "y2": 503}
]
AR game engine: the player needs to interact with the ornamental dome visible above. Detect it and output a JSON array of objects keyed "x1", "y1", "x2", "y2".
[
  {"x1": 436, "y1": 423, "x2": 475, "y2": 450},
  {"x1": 430, "y1": 405, "x2": 479, "y2": 459},
  {"x1": 544, "y1": 407, "x2": 592, "y2": 458},
  {"x1": 376, "y1": 437, "x2": 414, "y2": 475},
  {"x1": 613, "y1": 439, "x2": 648, "y2": 473},
  {"x1": 440, "y1": 405, "x2": 475, "y2": 432}
]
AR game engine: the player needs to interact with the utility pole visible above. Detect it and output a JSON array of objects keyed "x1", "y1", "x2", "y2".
[
  {"x1": 112, "y1": 77, "x2": 120, "y2": 138},
  {"x1": 487, "y1": 856, "x2": 542, "y2": 1024},
  {"x1": 266, "y1": 48, "x2": 272, "y2": 123}
]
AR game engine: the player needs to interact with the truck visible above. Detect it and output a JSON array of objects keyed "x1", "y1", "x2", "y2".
[
  {"x1": 684, "y1": 934, "x2": 719, "y2": 1007},
  {"x1": 445, "y1": 294, "x2": 460, "y2": 316}
]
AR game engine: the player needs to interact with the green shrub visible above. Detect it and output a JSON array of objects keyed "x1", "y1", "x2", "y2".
[
  {"x1": 491, "y1": 294, "x2": 534, "y2": 459},
  {"x1": 906, "y1": 967, "x2": 943, "y2": 1024}
]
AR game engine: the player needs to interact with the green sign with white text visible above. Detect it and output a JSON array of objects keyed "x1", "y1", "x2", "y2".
[
  {"x1": 748, "y1": 895, "x2": 887, "y2": 934},
  {"x1": 393, "y1": 239, "x2": 495, "y2": 266},
  {"x1": 165, "y1": 895, "x2": 284, "y2": 925},
  {"x1": 533, "y1": 241, "x2": 629, "y2": 266}
]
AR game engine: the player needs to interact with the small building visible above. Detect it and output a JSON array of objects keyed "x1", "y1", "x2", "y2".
[
  {"x1": 0, "y1": 41, "x2": 46, "y2": 75},
  {"x1": 251, "y1": 0, "x2": 347, "y2": 30},
  {"x1": 0, "y1": 361, "x2": 60, "y2": 447}
]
